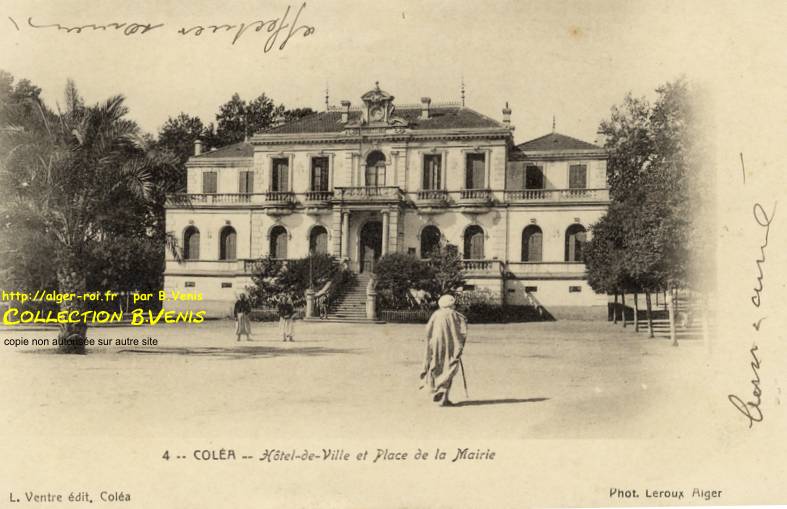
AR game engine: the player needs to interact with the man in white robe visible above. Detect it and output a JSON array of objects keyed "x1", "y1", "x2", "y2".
[{"x1": 420, "y1": 295, "x2": 467, "y2": 406}]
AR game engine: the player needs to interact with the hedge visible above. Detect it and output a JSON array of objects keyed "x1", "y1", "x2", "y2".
[{"x1": 381, "y1": 305, "x2": 553, "y2": 324}]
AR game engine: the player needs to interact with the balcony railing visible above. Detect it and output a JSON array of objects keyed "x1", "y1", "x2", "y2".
[
  {"x1": 459, "y1": 188, "x2": 493, "y2": 202},
  {"x1": 166, "y1": 187, "x2": 610, "y2": 209},
  {"x1": 506, "y1": 261, "x2": 586, "y2": 275},
  {"x1": 415, "y1": 189, "x2": 449, "y2": 203},
  {"x1": 166, "y1": 193, "x2": 252, "y2": 206},
  {"x1": 304, "y1": 190, "x2": 334, "y2": 203},
  {"x1": 334, "y1": 186, "x2": 404, "y2": 202},
  {"x1": 264, "y1": 191, "x2": 295, "y2": 204},
  {"x1": 505, "y1": 188, "x2": 609, "y2": 203},
  {"x1": 461, "y1": 259, "x2": 503, "y2": 273}
]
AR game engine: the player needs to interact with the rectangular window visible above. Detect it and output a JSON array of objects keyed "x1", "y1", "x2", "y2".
[
  {"x1": 569, "y1": 286, "x2": 582, "y2": 293},
  {"x1": 202, "y1": 171, "x2": 217, "y2": 194},
  {"x1": 525, "y1": 165, "x2": 544, "y2": 189},
  {"x1": 271, "y1": 158, "x2": 289, "y2": 192},
  {"x1": 569, "y1": 164, "x2": 587, "y2": 189},
  {"x1": 221, "y1": 282, "x2": 233, "y2": 288},
  {"x1": 465, "y1": 153, "x2": 486, "y2": 189},
  {"x1": 184, "y1": 281, "x2": 196, "y2": 288},
  {"x1": 525, "y1": 286, "x2": 538, "y2": 293},
  {"x1": 422, "y1": 154, "x2": 442, "y2": 190},
  {"x1": 238, "y1": 171, "x2": 254, "y2": 193},
  {"x1": 311, "y1": 157, "x2": 329, "y2": 191}
]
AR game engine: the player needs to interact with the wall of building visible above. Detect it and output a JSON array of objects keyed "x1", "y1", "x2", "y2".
[
  {"x1": 505, "y1": 206, "x2": 606, "y2": 262},
  {"x1": 507, "y1": 158, "x2": 607, "y2": 190},
  {"x1": 167, "y1": 209, "x2": 253, "y2": 261}
]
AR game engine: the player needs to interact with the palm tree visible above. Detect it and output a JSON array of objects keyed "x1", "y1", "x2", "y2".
[{"x1": 1, "y1": 81, "x2": 168, "y2": 353}]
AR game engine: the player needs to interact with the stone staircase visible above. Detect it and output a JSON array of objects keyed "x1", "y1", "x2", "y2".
[{"x1": 307, "y1": 272, "x2": 385, "y2": 323}]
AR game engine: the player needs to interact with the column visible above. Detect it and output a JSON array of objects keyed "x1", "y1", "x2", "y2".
[
  {"x1": 330, "y1": 209, "x2": 342, "y2": 256},
  {"x1": 382, "y1": 210, "x2": 390, "y2": 255},
  {"x1": 342, "y1": 210, "x2": 350, "y2": 258}
]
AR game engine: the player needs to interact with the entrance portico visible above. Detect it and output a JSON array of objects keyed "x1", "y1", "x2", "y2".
[{"x1": 334, "y1": 206, "x2": 399, "y2": 272}]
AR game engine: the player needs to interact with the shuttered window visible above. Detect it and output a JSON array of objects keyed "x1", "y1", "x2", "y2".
[
  {"x1": 569, "y1": 164, "x2": 587, "y2": 189},
  {"x1": 220, "y1": 227, "x2": 237, "y2": 260},
  {"x1": 202, "y1": 172, "x2": 217, "y2": 194},
  {"x1": 465, "y1": 153, "x2": 486, "y2": 189},
  {"x1": 311, "y1": 157, "x2": 329, "y2": 191},
  {"x1": 422, "y1": 155, "x2": 442, "y2": 190},
  {"x1": 271, "y1": 158, "x2": 289, "y2": 192},
  {"x1": 238, "y1": 171, "x2": 254, "y2": 193},
  {"x1": 464, "y1": 225, "x2": 485, "y2": 259},
  {"x1": 522, "y1": 225, "x2": 543, "y2": 262}
]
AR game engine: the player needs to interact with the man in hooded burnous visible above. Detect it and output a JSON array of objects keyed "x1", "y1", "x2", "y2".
[{"x1": 420, "y1": 294, "x2": 467, "y2": 406}]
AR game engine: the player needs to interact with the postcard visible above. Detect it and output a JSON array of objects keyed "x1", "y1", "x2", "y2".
[{"x1": 1, "y1": 1, "x2": 785, "y2": 507}]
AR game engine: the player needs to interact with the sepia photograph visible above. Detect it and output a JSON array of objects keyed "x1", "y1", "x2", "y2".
[{"x1": 1, "y1": 1, "x2": 785, "y2": 507}]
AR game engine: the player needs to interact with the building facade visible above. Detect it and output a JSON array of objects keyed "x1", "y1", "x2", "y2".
[{"x1": 164, "y1": 84, "x2": 609, "y2": 318}]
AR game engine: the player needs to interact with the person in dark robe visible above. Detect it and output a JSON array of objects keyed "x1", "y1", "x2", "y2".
[
  {"x1": 420, "y1": 294, "x2": 467, "y2": 406},
  {"x1": 233, "y1": 294, "x2": 252, "y2": 342}
]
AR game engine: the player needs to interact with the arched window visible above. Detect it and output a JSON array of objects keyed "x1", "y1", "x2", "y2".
[
  {"x1": 219, "y1": 226, "x2": 237, "y2": 260},
  {"x1": 565, "y1": 224, "x2": 587, "y2": 262},
  {"x1": 521, "y1": 225, "x2": 543, "y2": 262},
  {"x1": 463, "y1": 225, "x2": 485, "y2": 259},
  {"x1": 270, "y1": 226, "x2": 288, "y2": 259},
  {"x1": 420, "y1": 225, "x2": 441, "y2": 258},
  {"x1": 365, "y1": 151, "x2": 386, "y2": 187},
  {"x1": 183, "y1": 226, "x2": 200, "y2": 260},
  {"x1": 309, "y1": 225, "x2": 328, "y2": 254}
]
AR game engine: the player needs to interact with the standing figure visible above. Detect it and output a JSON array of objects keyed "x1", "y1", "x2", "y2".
[
  {"x1": 233, "y1": 294, "x2": 253, "y2": 342},
  {"x1": 277, "y1": 295, "x2": 295, "y2": 342},
  {"x1": 420, "y1": 294, "x2": 467, "y2": 406}
]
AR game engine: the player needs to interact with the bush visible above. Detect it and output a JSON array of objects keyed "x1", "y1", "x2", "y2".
[
  {"x1": 375, "y1": 244, "x2": 465, "y2": 310},
  {"x1": 247, "y1": 254, "x2": 350, "y2": 307}
]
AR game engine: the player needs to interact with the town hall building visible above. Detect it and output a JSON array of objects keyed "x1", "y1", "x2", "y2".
[{"x1": 164, "y1": 84, "x2": 609, "y2": 318}]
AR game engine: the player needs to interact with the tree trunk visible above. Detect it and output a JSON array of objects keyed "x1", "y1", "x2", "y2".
[
  {"x1": 633, "y1": 292, "x2": 639, "y2": 332},
  {"x1": 621, "y1": 292, "x2": 627, "y2": 327},
  {"x1": 613, "y1": 293, "x2": 618, "y2": 324},
  {"x1": 668, "y1": 286, "x2": 678, "y2": 346},
  {"x1": 56, "y1": 262, "x2": 88, "y2": 354},
  {"x1": 645, "y1": 291, "x2": 654, "y2": 338}
]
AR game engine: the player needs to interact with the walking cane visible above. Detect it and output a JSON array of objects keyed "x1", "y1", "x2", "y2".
[{"x1": 459, "y1": 357, "x2": 469, "y2": 399}]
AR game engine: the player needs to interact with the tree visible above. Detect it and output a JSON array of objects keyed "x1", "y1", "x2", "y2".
[
  {"x1": 214, "y1": 92, "x2": 315, "y2": 146},
  {"x1": 0, "y1": 78, "x2": 174, "y2": 353},
  {"x1": 425, "y1": 243, "x2": 465, "y2": 297},
  {"x1": 589, "y1": 77, "x2": 698, "y2": 343},
  {"x1": 155, "y1": 113, "x2": 216, "y2": 192}
]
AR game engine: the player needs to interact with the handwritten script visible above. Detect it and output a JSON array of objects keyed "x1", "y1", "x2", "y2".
[
  {"x1": 8, "y1": 3, "x2": 316, "y2": 49},
  {"x1": 728, "y1": 153, "x2": 777, "y2": 427}
]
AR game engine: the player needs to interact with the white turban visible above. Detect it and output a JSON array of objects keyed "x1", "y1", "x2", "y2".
[{"x1": 438, "y1": 294, "x2": 456, "y2": 309}]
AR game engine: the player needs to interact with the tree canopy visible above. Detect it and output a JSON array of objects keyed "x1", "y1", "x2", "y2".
[{"x1": 587, "y1": 77, "x2": 701, "y2": 296}]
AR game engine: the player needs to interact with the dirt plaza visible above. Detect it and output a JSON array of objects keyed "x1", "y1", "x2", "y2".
[{"x1": 0, "y1": 318, "x2": 718, "y2": 442}]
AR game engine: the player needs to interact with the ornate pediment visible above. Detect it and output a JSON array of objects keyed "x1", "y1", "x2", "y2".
[{"x1": 360, "y1": 81, "x2": 398, "y2": 125}]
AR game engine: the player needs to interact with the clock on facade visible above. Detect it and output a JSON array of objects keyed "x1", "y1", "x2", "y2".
[{"x1": 370, "y1": 106, "x2": 384, "y2": 122}]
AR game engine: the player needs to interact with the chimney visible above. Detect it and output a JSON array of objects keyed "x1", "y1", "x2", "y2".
[
  {"x1": 194, "y1": 139, "x2": 203, "y2": 156},
  {"x1": 340, "y1": 100, "x2": 351, "y2": 123},
  {"x1": 594, "y1": 128, "x2": 607, "y2": 147},
  {"x1": 420, "y1": 97, "x2": 432, "y2": 119},
  {"x1": 502, "y1": 102, "x2": 512, "y2": 127}
]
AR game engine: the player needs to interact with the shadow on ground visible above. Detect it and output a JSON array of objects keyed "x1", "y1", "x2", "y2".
[
  {"x1": 117, "y1": 345, "x2": 357, "y2": 359},
  {"x1": 452, "y1": 397, "x2": 549, "y2": 407}
]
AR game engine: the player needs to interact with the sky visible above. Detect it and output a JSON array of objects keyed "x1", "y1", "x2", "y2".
[{"x1": 0, "y1": 0, "x2": 752, "y2": 144}]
